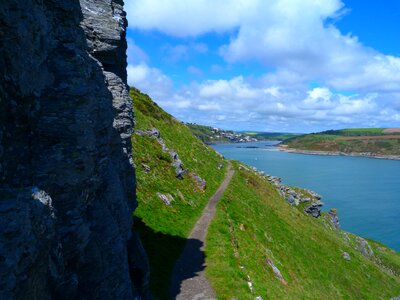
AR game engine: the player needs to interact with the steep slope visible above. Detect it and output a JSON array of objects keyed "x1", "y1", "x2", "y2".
[
  {"x1": 206, "y1": 162, "x2": 400, "y2": 299},
  {"x1": 282, "y1": 128, "x2": 400, "y2": 158},
  {"x1": 0, "y1": 1, "x2": 148, "y2": 298},
  {"x1": 130, "y1": 88, "x2": 226, "y2": 298},
  {"x1": 132, "y1": 90, "x2": 400, "y2": 299}
]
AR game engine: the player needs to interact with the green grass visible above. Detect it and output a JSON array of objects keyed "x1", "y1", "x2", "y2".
[
  {"x1": 130, "y1": 88, "x2": 226, "y2": 299},
  {"x1": 283, "y1": 128, "x2": 400, "y2": 156},
  {"x1": 321, "y1": 128, "x2": 386, "y2": 136},
  {"x1": 131, "y1": 90, "x2": 400, "y2": 299},
  {"x1": 243, "y1": 131, "x2": 300, "y2": 141},
  {"x1": 206, "y1": 162, "x2": 400, "y2": 299},
  {"x1": 186, "y1": 123, "x2": 299, "y2": 143},
  {"x1": 186, "y1": 123, "x2": 234, "y2": 144}
]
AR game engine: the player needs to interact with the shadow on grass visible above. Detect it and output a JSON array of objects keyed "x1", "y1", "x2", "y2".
[{"x1": 134, "y1": 217, "x2": 206, "y2": 300}]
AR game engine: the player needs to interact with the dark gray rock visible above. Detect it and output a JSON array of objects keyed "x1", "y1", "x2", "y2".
[
  {"x1": 304, "y1": 201, "x2": 324, "y2": 218},
  {"x1": 0, "y1": 0, "x2": 149, "y2": 298},
  {"x1": 0, "y1": 188, "x2": 61, "y2": 300},
  {"x1": 170, "y1": 150, "x2": 187, "y2": 179},
  {"x1": 328, "y1": 208, "x2": 340, "y2": 229},
  {"x1": 357, "y1": 237, "x2": 374, "y2": 258},
  {"x1": 286, "y1": 194, "x2": 297, "y2": 205}
]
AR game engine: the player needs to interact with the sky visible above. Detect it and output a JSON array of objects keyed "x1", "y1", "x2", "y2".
[{"x1": 124, "y1": 0, "x2": 400, "y2": 133}]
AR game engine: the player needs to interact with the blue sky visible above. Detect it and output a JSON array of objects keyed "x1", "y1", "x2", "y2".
[{"x1": 125, "y1": 0, "x2": 400, "y2": 133}]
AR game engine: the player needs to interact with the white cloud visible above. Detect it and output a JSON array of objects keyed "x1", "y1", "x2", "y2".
[
  {"x1": 125, "y1": 0, "x2": 400, "y2": 131},
  {"x1": 125, "y1": 0, "x2": 256, "y2": 37},
  {"x1": 145, "y1": 75, "x2": 399, "y2": 132},
  {"x1": 126, "y1": 0, "x2": 400, "y2": 93},
  {"x1": 127, "y1": 38, "x2": 149, "y2": 64},
  {"x1": 127, "y1": 63, "x2": 173, "y2": 100}
]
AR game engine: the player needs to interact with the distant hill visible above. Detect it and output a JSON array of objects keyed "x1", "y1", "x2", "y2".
[
  {"x1": 240, "y1": 130, "x2": 300, "y2": 141},
  {"x1": 281, "y1": 128, "x2": 400, "y2": 158},
  {"x1": 131, "y1": 89, "x2": 400, "y2": 298},
  {"x1": 186, "y1": 123, "x2": 298, "y2": 144}
]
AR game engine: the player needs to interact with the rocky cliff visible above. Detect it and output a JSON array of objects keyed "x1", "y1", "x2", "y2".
[{"x1": 0, "y1": 0, "x2": 149, "y2": 299}]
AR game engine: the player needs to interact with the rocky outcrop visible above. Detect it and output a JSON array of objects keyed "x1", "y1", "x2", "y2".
[
  {"x1": 327, "y1": 208, "x2": 340, "y2": 229},
  {"x1": 136, "y1": 128, "x2": 188, "y2": 179},
  {"x1": 0, "y1": 0, "x2": 148, "y2": 299},
  {"x1": 189, "y1": 172, "x2": 207, "y2": 191},
  {"x1": 157, "y1": 193, "x2": 174, "y2": 206},
  {"x1": 357, "y1": 237, "x2": 374, "y2": 258},
  {"x1": 265, "y1": 174, "x2": 325, "y2": 218}
]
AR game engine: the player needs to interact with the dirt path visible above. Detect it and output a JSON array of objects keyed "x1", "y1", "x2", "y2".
[{"x1": 170, "y1": 162, "x2": 234, "y2": 300}]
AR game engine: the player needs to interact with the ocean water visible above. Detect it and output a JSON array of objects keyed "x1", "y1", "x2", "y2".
[{"x1": 212, "y1": 141, "x2": 400, "y2": 251}]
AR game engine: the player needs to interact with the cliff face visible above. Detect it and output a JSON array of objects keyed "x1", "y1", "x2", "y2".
[{"x1": 0, "y1": 0, "x2": 148, "y2": 299}]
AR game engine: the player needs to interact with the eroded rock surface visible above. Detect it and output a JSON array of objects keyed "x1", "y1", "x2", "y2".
[
  {"x1": 136, "y1": 128, "x2": 188, "y2": 178},
  {"x1": 0, "y1": 0, "x2": 148, "y2": 298}
]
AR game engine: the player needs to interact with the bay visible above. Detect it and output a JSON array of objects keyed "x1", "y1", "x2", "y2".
[{"x1": 212, "y1": 141, "x2": 400, "y2": 251}]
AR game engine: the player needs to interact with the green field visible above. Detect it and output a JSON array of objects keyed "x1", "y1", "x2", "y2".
[
  {"x1": 283, "y1": 128, "x2": 400, "y2": 156},
  {"x1": 131, "y1": 90, "x2": 400, "y2": 299}
]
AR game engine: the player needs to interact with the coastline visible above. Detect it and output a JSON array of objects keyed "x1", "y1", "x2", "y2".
[{"x1": 278, "y1": 146, "x2": 400, "y2": 161}]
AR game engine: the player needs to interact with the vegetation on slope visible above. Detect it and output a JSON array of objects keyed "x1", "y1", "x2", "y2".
[
  {"x1": 186, "y1": 123, "x2": 258, "y2": 144},
  {"x1": 186, "y1": 123, "x2": 237, "y2": 144},
  {"x1": 282, "y1": 128, "x2": 400, "y2": 156},
  {"x1": 186, "y1": 123, "x2": 298, "y2": 144},
  {"x1": 242, "y1": 131, "x2": 300, "y2": 141},
  {"x1": 131, "y1": 89, "x2": 400, "y2": 299},
  {"x1": 206, "y1": 162, "x2": 400, "y2": 299},
  {"x1": 130, "y1": 88, "x2": 226, "y2": 298}
]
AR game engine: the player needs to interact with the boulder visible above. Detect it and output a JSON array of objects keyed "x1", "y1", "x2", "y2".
[
  {"x1": 304, "y1": 201, "x2": 323, "y2": 218},
  {"x1": 357, "y1": 237, "x2": 374, "y2": 258},
  {"x1": 342, "y1": 252, "x2": 351, "y2": 261},
  {"x1": 156, "y1": 193, "x2": 174, "y2": 206}
]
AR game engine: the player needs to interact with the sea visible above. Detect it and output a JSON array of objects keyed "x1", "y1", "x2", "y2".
[{"x1": 212, "y1": 141, "x2": 400, "y2": 251}]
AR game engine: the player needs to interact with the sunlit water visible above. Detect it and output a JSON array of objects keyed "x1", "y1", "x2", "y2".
[{"x1": 212, "y1": 141, "x2": 400, "y2": 251}]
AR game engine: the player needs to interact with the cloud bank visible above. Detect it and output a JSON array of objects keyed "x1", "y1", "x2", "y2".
[{"x1": 125, "y1": 0, "x2": 400, "y2": 132}]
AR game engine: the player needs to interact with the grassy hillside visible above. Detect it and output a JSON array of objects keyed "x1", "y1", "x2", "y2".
[
  {"x1": 282, "y1": 128, "x2": 400, "y2": 156},
  {"x1": 131, "y1": 89, "x2": 400, "y2": 299},
  {"x1": 242, "y1": 131, "x2": 300, "y2": 141},
  {"x1": 186, "y1": 123, "x2": 235, "y2": 144},
  {"x1": 206, "y1": 162, "x2": 400, "y2": 299},
  {"x1": 130, "y1": 88, "x2": 227, "y2": 298},
  {"x1": 186, "y1": 123, "x2": 298, "y2": 144}
]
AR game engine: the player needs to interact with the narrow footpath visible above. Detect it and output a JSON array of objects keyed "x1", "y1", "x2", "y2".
[{"x1": 170, "y1": 162, "x2": 234, "y2": 300}]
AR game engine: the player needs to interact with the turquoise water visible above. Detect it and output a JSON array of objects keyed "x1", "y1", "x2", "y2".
[{"x1": 212, "y1": 141, "x2": 400, "y2": 251}]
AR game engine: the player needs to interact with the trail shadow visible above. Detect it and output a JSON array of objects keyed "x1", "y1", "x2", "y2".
[
  {"x1": 169, "y1": 238, "x2": 206, "y2": 299},
  {"x1": 134, "y1": 217, "x2": 206, "y2": 299}
]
